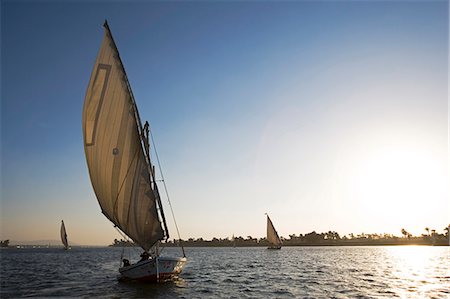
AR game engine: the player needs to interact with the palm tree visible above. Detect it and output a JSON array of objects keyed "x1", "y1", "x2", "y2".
[
  {"x1": 401, "y1": 228, "x2": 408, "y2": 238},
  {"x1": 425, "y1": 227, "x2": 430, "y2": 236},
  {"x1": 446, "y1": 225, "x2": 450, "y2": 246}
]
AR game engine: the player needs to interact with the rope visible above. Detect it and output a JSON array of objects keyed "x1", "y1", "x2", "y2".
[
  {"x1": 149, "y1": 127, "x2": 186, "y2": 258},
  {"x1": 114, "y1": 225, "x2": 140, "y2": 264}
]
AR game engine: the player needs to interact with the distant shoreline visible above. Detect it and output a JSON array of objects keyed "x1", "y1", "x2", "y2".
[
  {"x1": 1, "y1": 245, "x2": 109, "y2": 249},
  {"x1": 106, "y1": 239, "x2": 449, "y2": 247},
  {"x1": 1, "y1": 242, "x2": 448, "y2": 249},
  {"x1": 163, "y1": 234, "x2": 450, "y2": 247},
  {"x1": 163, "y1": 240, "x2": 449, "y2": 247},
  {"x1": 3, "y1": 234, "x2": 448, "y2": 248},
  {"x1": 106, "y1": 233, "x2": 449, "y2": 248}
]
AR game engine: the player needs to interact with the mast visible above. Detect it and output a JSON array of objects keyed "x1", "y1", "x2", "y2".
[{"x1": 102, "y1": 21, "x2": 170, "y2": 242}]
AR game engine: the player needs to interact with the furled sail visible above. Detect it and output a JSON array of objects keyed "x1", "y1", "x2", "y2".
[
  {"x1": 60, "y1": 220, "x2": 69, "y2": 250},
  {"x1": 82, "y1": 22, "x2": 165, "y2": 251},
  {"x1": 266, "y1": 215, "x2": 282, "y2": 246}
]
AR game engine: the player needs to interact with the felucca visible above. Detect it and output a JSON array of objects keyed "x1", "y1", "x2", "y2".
[
  {"x1": 60, "y1": 220, "x2": 69, "y2": 250},
  {"x1": 266, "y1": 214, "x2": 282, "y2": 249},
  {"x1": 82, "y1": 21, "x2": 186, "y2": 282}
]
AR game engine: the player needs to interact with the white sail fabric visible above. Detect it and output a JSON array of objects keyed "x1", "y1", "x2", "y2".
[
  {"x1": 266, "y1": 215, "x2": 282, "y2": 246},
  {"x1": 60, "y1": 220, "x2": 68, "y2": 250},
  {"x1": 82, "y1": 23, "x2": 164, "y2": 251}
]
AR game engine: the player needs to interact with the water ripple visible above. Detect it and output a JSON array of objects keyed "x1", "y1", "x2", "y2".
[{"x1": 1, "y1": 246, "x2": 449, "y2": 298}]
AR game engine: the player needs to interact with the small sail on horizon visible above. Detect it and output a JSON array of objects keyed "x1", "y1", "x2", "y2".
[
  {"x1": 266, "y1": 214, "x2": 282, "y2": 249},
  {"x1": 60, "y1": 220, "x2": 69, "y2": 250},
  {"x1": 82, "y1": 21, "x2": 166, "y2": 252}
]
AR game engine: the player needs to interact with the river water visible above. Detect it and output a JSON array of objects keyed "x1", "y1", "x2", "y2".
[{"x1": 1, "y1": 246, "x2": 449, "y2": 298}]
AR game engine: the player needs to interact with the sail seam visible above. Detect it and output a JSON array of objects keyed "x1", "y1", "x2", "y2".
[
  {"x1": 112, "y1": 144, "x2": 140, "y2": 226},
  {"x1": 109, "y1": 83, "x2": 128, "y2": 224}
]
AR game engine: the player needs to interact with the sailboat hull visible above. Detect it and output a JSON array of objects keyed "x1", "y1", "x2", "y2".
[
  {"x1": 119, "y1": 256, "x2": 186, "y2": 282},
  {"x1": 267, "y1": 246, "x2": 281, "y2": 250}
]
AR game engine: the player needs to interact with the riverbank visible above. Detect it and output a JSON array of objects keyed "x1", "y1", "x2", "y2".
[{"x1": 163, "y1": 238, "x2": 449, "y2": 247}]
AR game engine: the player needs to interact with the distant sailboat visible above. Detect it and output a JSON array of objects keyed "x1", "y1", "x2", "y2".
[
  {"x1": 60, "y1": 220, "x2": 69, "y2": 250},
  {"x1": 82, "y1": 21, "x2": 186, "y2": 282},
  {"x1": 266, "y1": 214, "x2": 282, "y2": 249}
]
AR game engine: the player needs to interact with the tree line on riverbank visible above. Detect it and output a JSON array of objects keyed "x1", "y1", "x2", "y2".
[{"x1": 110, "y1": 226, "x2": 449, "y2": 247}]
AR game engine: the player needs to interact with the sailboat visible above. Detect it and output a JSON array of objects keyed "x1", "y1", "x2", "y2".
[
  {"x1": 82, "y1": 21, "x2": 186, "y2": 282},
  {"x1": 266, "y1": 214, "x2": 282, "y2": 249},
  {"x1": 60, "y1": 220, "x2": 69, "y2": 250}
]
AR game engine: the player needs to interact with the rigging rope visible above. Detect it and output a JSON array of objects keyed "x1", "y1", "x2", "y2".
[
  {"x1": 149, "y1": 127, "x2": 186, "y2": 258},
  {"x1": 114, "y1": 225, "x2": 139, "y2": 264}
]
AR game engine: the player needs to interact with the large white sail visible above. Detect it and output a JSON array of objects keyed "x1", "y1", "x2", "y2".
[
  {"x1": 266, "y1": 215, "x2": 282, "y2": 246},
  {"x1": 60, "y1": 220, "x2": 69, "y2": 250},
  {"x1": 82, "y1": 22, "x2": 165, "y2": 251}
]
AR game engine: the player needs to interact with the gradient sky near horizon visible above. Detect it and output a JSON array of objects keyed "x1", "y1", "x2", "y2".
[{"x1": 1, "y1": 1, "x2": 448, "y2": 245}]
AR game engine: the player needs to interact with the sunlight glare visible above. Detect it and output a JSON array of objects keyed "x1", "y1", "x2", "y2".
[{"x1": 353, "y1": 146, "x2": 446, "y2": 232}]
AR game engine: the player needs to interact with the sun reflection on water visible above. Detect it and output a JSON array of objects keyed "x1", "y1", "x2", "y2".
[{"x1": 384, "y1": 246, "x2": 450, "y2": 297}]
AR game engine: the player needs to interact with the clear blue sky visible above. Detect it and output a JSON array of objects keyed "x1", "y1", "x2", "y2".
[{"x1": 1, "y1": 0, "x2": 448, "y2": 245}]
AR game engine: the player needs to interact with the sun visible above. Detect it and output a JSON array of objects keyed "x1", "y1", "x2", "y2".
[{"x1": 351, "y1": 145, "x2": 447, "y2": 234}]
